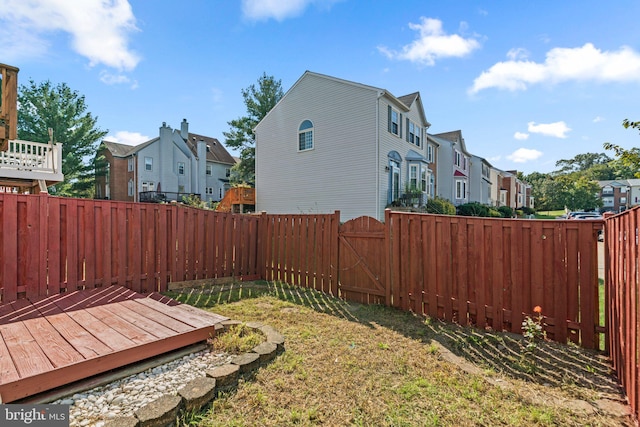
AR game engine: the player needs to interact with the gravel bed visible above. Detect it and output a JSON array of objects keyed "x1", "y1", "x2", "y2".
[{"x1": 53, "y1": 349, "x2": 231, "y2": 427}]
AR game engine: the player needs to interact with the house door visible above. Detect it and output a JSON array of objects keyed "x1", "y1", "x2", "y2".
[{"x1": 391, "y1": 160, "x2": 400, "y2": 203}]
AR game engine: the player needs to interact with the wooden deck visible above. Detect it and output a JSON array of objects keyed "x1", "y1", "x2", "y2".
[{"x1": 0, "y1": 286, "x2": 227, "y2": 403}]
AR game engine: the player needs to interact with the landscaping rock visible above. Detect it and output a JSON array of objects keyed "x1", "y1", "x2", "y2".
[
  {"x1": 245, "y1": 321, "x2": 265, "y2": 330},
  {"x1": 103, "y1": 417, "x2": 139, "y2": 427},
  {"x1": 134, "y1": 394, "x2": 182, "y2": 427},
  {"x1": 564, "y1": 399, "x2": 596, "y2": 416},
  {"x1": 252, "y1": 342, "x2": 278, "y2": 364},
  {"x1": 260, "y1": 325, "x2": 285, "y2": 351},
  {"x1": 178, "y1": 377, "x2": 216, "y2": 413},
  {"x1": 206, "y1": 364, "x2": 240, "y2": 390},
  {"x1": 230, "y1": 352, "x2": 260, "y2": 374},
  {"x1": 594, "y1": 398, "x2": 632, "y2": 418},
  {"x1": 220, "y1": 320, "x2": 242, "y2": 332}
]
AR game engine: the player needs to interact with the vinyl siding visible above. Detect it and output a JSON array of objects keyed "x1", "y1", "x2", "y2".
[{"x1": 256, "y1": 73, "x2": 379, "y2": 221}]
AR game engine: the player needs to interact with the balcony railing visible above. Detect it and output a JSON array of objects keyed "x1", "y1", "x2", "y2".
[
  {"x1": 139, "y1": 191, "x2": 197, "y2": 204},
  {"x1": 0, "y1": 139, "x2": 64, "y2": 184}
]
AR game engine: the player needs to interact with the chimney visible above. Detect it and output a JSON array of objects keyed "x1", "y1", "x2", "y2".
[
  {"x1": 180, "y1": 118, "x2": 189, "y2": 140},
  {"x1": 159, "y1": 121, "x2": 171, "y2": 141}
]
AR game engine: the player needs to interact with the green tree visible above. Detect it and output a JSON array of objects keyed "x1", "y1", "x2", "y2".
[
  {"x1": 554, "y1": 152, "x2": 612, "y2": 174},
  {"x1": 224, "y1": 73, "x2": 284, "y2": 185},
  {"x1": 18, "y1": 80, "x2": 107, "y2": 197},
  {"x1": 604, "y1": 121, "x2": 640, "y2": 178}
]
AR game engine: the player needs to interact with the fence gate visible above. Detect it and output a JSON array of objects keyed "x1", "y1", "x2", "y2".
[{"x1": 338, "y1": 216, "x2": 387, "y2": 304}]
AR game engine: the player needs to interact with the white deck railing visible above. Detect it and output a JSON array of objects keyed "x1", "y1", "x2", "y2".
[{"x1": 0, "y1": 139, "x2": 64, "y2": 183}]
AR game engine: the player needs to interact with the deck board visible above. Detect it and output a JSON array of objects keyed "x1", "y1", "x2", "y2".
[{"x1": 0, "y1": 286, "x2": 228, "y2": 403}]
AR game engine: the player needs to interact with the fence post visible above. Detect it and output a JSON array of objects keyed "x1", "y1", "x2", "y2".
[
  {"x1": 257, "y1": 211, "x2": 268, "y2": 280},
  {"x1": 331, "y1": 210, "x2": 340, "y2": 297},
  {"x1": 384, "y1": 209, "x2": 392, "y2": 306}
]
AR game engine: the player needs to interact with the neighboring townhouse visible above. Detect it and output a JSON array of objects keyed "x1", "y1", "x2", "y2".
[
  {"x1": 598, "y1": 179, "x2": 640, "y2": 212},
  {"x1": 254, "y1": 71, "x2": 434, "y2": 221},
  {"x1": 469, "y1": 154, "x2": 492, "y2": 205},
  {"x1": 489, "y1": 167, "x2": 507, "y2": 207},
  {"x1": 96, "y1": 119, "x2": 236, "y2": 203},
  {"x1": 429, "y1": 130, "x2": 471, "y2": 205}
]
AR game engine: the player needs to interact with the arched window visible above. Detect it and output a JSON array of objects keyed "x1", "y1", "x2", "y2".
[{"x1": 298, "y1": 120, "x2": 314, "y2": 151}]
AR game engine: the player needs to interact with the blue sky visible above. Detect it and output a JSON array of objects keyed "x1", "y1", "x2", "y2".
[{"x1": 1, "y1": 0, "x2": 639, "y2": 175}]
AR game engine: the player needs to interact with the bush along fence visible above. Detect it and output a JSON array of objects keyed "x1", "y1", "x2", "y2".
[{"x1": 605, "y1": 205, "x2": 640, "y2": 420}]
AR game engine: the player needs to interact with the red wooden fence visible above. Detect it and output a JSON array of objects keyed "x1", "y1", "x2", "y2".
[
  {"x1": 606, "y1": 206, "x2": 640, "y2": 420},
  {"x1": 0, "y1": 194, "x2": 260, "y2": 303},
  {"x1": 260, "y1": 212, "x2": 340, "y2": 296},
  {"x1": 0, "y1": 194, "x2": 605, "y2": 352},
  {"x1": 387, "y1": 210, "x2": 603, "y2": 349}
]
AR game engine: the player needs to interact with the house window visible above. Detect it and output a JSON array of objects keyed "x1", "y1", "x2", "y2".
[
  {"x1": 454, "y1": 151, "x2": 461, "y2": 168},
  {"x1": 409, "y1": 164, "x2": 418, "y2": 189},
  {"x1": 408, "y1": 122, "x2": 421, "y2": 147},
  {"x1": 178, "y1": 185, "x2": 185, "y2": 193},
  {"x1": 178, "y1": 162, "x2": 185, "y2": 175},
  {"x1": 206, "y1": 164, "x2": 212, "y2": 176},
  {"x1": 127, "y1": 179, "x2": 134, "y2": 197},
  {"x1": 298, "y1": 120, "x2": 314, "y2": 151},
  {"x1": 620, "y1": 197, "x2": 627, "y2": 204},
  {"x1": 206, "y1": 187, "x2": 214, "y2": 195},
  {"x1": 602, "y1": 186, "x2": 613, "y2": 194},
  {"x1": 427, "y1": 144, "x2": 434, "y2": 163},
  {"x1": 226, "y1": 168, "x2": 231, "y2": 177},
  {"x1": 421, "y1": 169, "x2": 427, "y2": 192},
  {"x1": 142, "y1": 181, "x2": 154, "y2": 192},
  {"x1": 388, "y1": 106, "x2": 401, "y2": 136},
  {"x1": 603, "y1": 197, "x2": 614, "y2": 206},
  {"x1": 127, "y1": 157, "x2": 133, "y2": 172},
  {"x1": 621, "y1": 186, "x2": 628, "y2": 193},
  {"x1": 455, "y1": 180, "x2": 466, "y2": 200},
  {"x1": 145, "y1": 156, "x2": 153, "y2": 171}
]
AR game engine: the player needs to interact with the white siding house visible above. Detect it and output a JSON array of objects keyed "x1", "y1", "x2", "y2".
[
  {"x1": 429, "y1": 130, "x2": 471, "y2": 205},
  {"x1": 469, "y1": 154, "x2": 492, "y2": 205},
  {"x1": 97, "y1": 119, "x2": 235, "y2": 203},
  {"x1": 254, "y1": 71, "x2": 432, "y2": 221}
]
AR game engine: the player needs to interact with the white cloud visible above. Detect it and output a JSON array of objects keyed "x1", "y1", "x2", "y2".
[
  {"x1": 99, "y1": 71, "x2": 138, "y2": 89},
  {"x1": 507, "y1": 48, "x2": 529, "y2": 61},
  {"x1": 104, "y1": 131, "x2": 149, "y2": 146},
  {"x1": 593, "y1": 116, "x2": 604, "y2": 123},
  {"x1": 527, "y1": 121, "x2": 571, "y2": 138},
  {"x1": 378, "y1": 17, "x2": 480, "y2": 65},
  {"x1": 514, "y1": 132, "x2": 529, "y2": 140},
  {"x1": 507, "y1": 148, "x2": 543, "y2": 163},
  {"x1": 242, "y1": 0, "x2": 340, "y2": 21},
  {"x1": 0, "y1": 0, "x2": 140, "y2": 71},
  {"x1": 470, "y1": 43, "x2": 640, "y2": 94}
]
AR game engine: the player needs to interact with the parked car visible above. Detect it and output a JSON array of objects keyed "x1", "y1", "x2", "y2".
[
  {"x1": 567, "y1": 211, "x2": 601, "y2": 220},
  {"x1": 573, "y1": 214, "x2": 603, "y2": 220}
]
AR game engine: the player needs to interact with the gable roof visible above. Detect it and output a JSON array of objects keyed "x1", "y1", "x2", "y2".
[
  {"x1": 102, "y1": 128, "x2": 235, "y2": 166},
  {"x1": 102, "y1": 140, "x2": 134, "y2": 157},
  {"x1": 187, "y1": 132, "x2": 236, "y2": 165},
  {"x1": 255, "y1": 71, "x2": 430, "y2": 131},
  {"x1": 432, "y1": 130, "x2": 471, "y2": 155}
]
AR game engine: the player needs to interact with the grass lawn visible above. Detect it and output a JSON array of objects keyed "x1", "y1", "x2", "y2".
[
  {"x1": 167, "y1": 282, "x2": 628, "y2": 427},
  {"x1": 535, "y1": 210, "x2": 566, "y2": 219}
]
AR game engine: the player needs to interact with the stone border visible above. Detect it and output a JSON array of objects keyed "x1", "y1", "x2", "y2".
[{"x1": 103, "y1": 320, "x2": 285, "y2": 427}]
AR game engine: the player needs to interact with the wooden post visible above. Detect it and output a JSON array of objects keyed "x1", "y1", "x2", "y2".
[{"x1": 0, "y1": 64, "x2": 19, "y2": 151}]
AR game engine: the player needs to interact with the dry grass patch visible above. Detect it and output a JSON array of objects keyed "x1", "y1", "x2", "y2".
[{"x1": 167, "y1": 282, "x2": 630, "y2": 426}]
